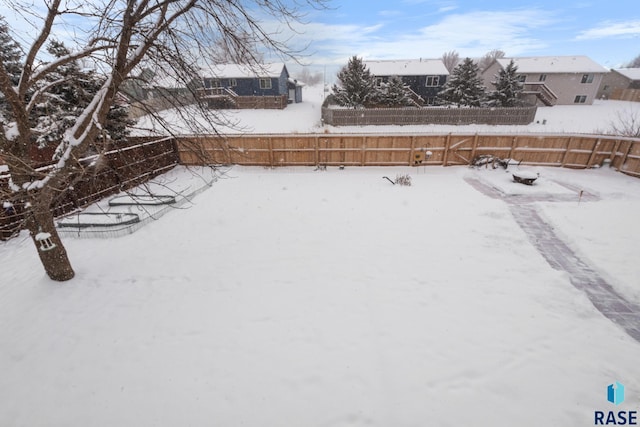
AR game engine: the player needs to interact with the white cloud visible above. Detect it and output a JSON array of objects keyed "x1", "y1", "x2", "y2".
[
  {"x1": 378, "y1": 10, "x2": 403, "y2": 17},
  {"x1": 294, "y1": 8, "x2": 555, "y2": 65},
  {"x1": 575, "y1": 20, "x2": 640, "y2": 40}
]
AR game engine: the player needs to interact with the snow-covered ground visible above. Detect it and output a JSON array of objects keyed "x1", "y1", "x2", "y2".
[
  {"x1": 134, "y1": 84, "x2": 640, "y2": 136},
  {"x1": 1, "y1": 165, "x2": 639, "y2": 426}
]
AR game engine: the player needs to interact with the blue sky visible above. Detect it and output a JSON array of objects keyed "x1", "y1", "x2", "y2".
[
  {"x1": 1, "y1": 0, "x2": 637, "y2": 74},
  {"x1": 292, "y1": 0, "x2": 640, "y2": 70}
]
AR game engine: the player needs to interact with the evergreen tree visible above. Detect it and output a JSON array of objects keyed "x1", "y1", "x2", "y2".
[
  {"x1": 379, "y1": 75, "x2": 415, "y2": 107},
  {"x1": 32, "y1": 40, "x2": 133, "y2": 150},
  {"x1": 487, "y1": 60, "x2": 523, "y2": 107},
  {"x1": 0, "y1": 16, "x2": 23, "y2": 123},
  {"x1": 0, "y1": 17, "x2": 22, "y2": 85},
  {"x1": 332, "y1": 56, "x2": 379, "y2": 108},
  {"x1": 626, "y1": 53, "x2": 640, "y2": 68},
  {"x1": 437, "y1": 57, "x2": 486, "y2": 107}
]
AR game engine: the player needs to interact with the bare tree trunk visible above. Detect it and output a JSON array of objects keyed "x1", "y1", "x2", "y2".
[{"x1": 26, "y1": 205, "x2": 75, "y2": 282}]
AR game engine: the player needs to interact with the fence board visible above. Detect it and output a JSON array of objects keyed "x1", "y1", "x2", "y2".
[
  {"x1": 175, "y1": 133, "x2": 640, "y2": 178},
  {"x1": 322, "y1": 105, "x2": 538, "y2": 126}
]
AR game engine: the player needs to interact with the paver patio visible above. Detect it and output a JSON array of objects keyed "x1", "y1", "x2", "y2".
[{"x1": 465, "y1": 175, "x2": 640, "y2": 342}]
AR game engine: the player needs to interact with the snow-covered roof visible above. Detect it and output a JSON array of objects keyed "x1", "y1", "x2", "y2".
[
  {"x1": 497, "y1": 56, "x2": 608, "y2": 74},
  {"x1": 364, "y1": 59, "x2": 449, "y2": 76},
  {"x1": 614, "y1": 68, "x2": 640, "y2": 81},
  {"x1": 288, "y1": 77, "x2": 305, "y2": 87},
  {"x1": 201, "y1": 63, "x2": 287, "y2": 79},
  {"x1": 129, "y1": 67, "x2": 192, "y2": 89}
]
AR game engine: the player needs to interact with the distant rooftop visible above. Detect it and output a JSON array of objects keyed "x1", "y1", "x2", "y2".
[
  {"x1": 497, "y1": 56, "x2": 608, "y2": 74},
  {"x1": 201, "y1": 63, "x2": 286, "y2": 79},
  {"x1": 614, "y1": 68, "x2": 640, "y2": 81},
  {"x1": 364, "y1": 59, "x2": 449, "y2": 76}
]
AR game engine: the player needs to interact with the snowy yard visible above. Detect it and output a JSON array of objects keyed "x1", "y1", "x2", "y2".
[
  {"x1": 134, "y1": 84, "x2": 640, "y2": 136},
  {"x1": 1, "y1": 165, "x2": 639, "y2": 426}
]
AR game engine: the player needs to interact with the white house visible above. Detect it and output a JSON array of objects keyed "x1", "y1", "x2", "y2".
[{"x1": 482, "y1": 56, "x2": 608, "y2": 106}]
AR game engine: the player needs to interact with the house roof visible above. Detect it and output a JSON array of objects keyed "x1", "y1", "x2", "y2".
[
  {"x1": 201, "y1": 63, "x2": 287, "y2": 79},
  {"x1": 614, "y1": 68, "x2": 640, "y2": 81},
  {"x1": 497, "y1": 56, "x2": 608, "y2": 74},
  {"x1": 128, "y1": 66, "x2": 191, "y2": 89},
  {"x1": 364, "y1": 59, "x2": 449, "y2": 76}
]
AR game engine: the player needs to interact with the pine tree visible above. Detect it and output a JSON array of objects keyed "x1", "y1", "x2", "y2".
[
  {"x1": 437, "y1": 57, "x2": 486, "y2": 107},
  {"x1": 626, "y1": 54, "x2": 640, "y2": 68},
  {"x1": 487, "y1": 59, "x2": 523, "y2": 107},
  {"x1": 0, "y1": 16, "x2": 23, "y2": 123},
  {"x1": 0, "y1": 17, "x2": 22, "y2": 85},
  {"x1": 31, "y1": 40, "x2": 133, "y2": 151},
  {"x1": 332, "y1": 56, "x2": 379, "y2": 109},
  {"x1": 379, "y1": 75, "x2": 415, "y2": 107}
]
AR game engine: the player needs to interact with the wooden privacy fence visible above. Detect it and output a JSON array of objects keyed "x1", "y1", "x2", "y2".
[
  {"x1": 611, "y1": 89, "x2": 640, "y2": 103},
  {"x1": 1, "y1": 137, "x2": 179, "y2": 240},
  {"x1": 322, "y1": 105, "x2": 538, "y2": 126},
  {"x1": 176, "y1": 133, "x2": 640, "y2": 178}
]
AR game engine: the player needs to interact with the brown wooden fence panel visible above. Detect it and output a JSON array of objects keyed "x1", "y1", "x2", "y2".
[
  {"x1": 174, "y1": 133, "x2": 640, "y2": 178},
  {"x1": 615, "y1": 139, "x2": 640, "y2": 177},
  {"x1": 611, "y1": 89, "x2": 640, "y2": 102},
  {"x1": 322, "y1": 106, "x2": 538, "y2": 126}
]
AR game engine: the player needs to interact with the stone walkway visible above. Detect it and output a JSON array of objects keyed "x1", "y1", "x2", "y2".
[{"x1": 465, "y1": 175, "x2": 640, "y2": 342}]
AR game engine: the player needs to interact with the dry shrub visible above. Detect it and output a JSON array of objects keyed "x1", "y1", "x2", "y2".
[{"x1": 395, "y1": 174, "x2": 412, "y2": 186}]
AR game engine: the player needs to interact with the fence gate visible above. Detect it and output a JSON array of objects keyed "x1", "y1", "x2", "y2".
[{"x1": 444, "y1": 135, "x2": 476, "y2": 166}]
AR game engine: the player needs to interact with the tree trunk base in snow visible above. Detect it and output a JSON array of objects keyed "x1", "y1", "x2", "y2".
[{"x1": 28, "y1": 211, "x2": 76, "y2": 282}]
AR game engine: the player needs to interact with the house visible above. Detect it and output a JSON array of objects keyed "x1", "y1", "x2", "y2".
[
  {"x1": 200, "y1": 63, "x2": 302, "y2": 109},
  {"x1": 120, "y1": 68, "x2": 199, "y2": 119},
  {"x1": 597, "y1": 68, "x2": 640, "y2": 102},
  {"x1": 481, "y1": 56, "x2": 608, "y2": 106},
  {"x1": 364, "y1": 59, "x2": 449, "y2": 105},
  {"x1": 121, "y1": 68, "x2": 196, "y2": 102}
]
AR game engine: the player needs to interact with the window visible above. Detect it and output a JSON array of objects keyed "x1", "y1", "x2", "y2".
[
  {"x1": 426, "y1": 76, "x2": 440, "y2": 86},
  {"x1": 574, "y1": 95, "x2": 587, "y2": 103},
  {"x1": 539, "y1": 74, "x2": 547, "y2": 82},
  {"x1": 581, "y1": 74, "x2": 594, "y2": 84},
  {"x1": 229, "y1": 78, "x2": 237, "y2": 87},
  {"x1": 517, "y1": 75, "x2": 527, "y2": 83},
  {"x1": 204, "y1": 78, "x2": 220, "y2": 88},
  {"x1": 375, "y1": 77, "x2": 383, "y2": 86},
  {"x1": 259, "y1": 78, "x2": 272, "y2": 89}
]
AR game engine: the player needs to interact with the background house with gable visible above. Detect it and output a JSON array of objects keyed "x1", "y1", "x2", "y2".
[
  {"x1": 364, "y1": 59, "x2": 449, "y2": 106},
  {"x1": 481, "y1": 56, "x2": 608, "y2": 106},
  {"x1": 597, "y1": 68, "x2": 640, "y2": 102},
  {"x1": 199, "y1": 63, "x2": 302, "y2": 109}
]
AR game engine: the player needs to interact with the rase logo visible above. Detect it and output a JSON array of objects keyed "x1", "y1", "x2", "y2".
[
  {"x1": 595, "y1": 382, "x2": 638, "y2": 425},
  {"x1": 609, "y1": 382, "x2": 626, "y2": 406}
]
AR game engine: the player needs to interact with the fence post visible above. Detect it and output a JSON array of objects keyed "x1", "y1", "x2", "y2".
[
  {"x1": 409, "y1": 136, "x2": 416, "y2": 166},
  {"x1": 609, "y1": 139, "x2": 622, "y2": 166},
  {"x1": 470, "y1": 133, "x2": 480, "y2": 163},
  {"x1": 586, "y1": 138, "x2": 601, "y2": 167},
  {"x1": 268, "y1": 137, "x2": 274, "y2": 167},
  {"x1": 619, "y1": 140, "x2": 634, "y2": 171},
  {"x1": 361, "y1": 136, "x2": 367, "y2": 166},
  {"x1": 561, "y1": 137, "x2": 573, "y2": 167},
  {"x1": 508, "y1": 136, "x2": 517, "y2": 160},
  {"x1": 442, "y1": 133, "x2": 452, "y2": 166}
]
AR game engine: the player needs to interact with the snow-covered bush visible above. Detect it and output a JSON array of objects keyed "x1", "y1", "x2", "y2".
[{"x1": 395, "y1": 174, "x2": 412, "y2": 186}]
